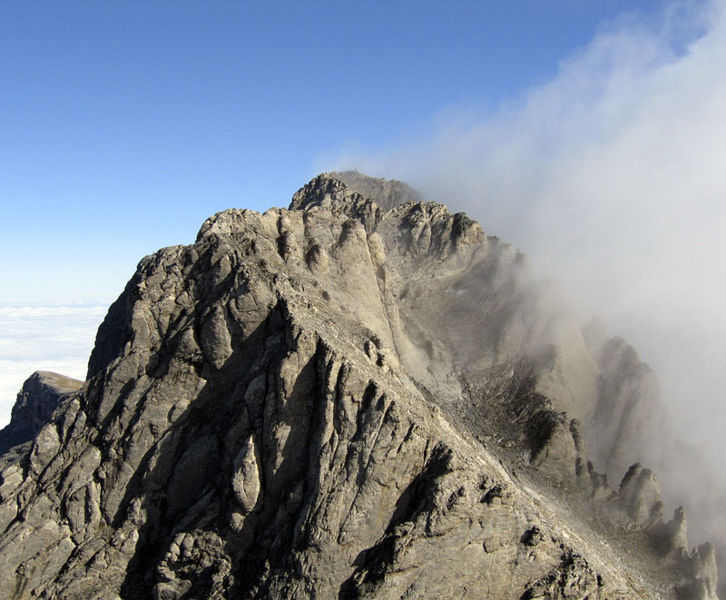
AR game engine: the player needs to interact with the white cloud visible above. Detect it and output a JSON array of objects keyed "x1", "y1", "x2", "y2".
[
  {"x1": 332, "y1": 0, "x2": 726, "y2": 524},
  {"x1": 0, "y1": 304, "x2": 107, "y2": 427}
]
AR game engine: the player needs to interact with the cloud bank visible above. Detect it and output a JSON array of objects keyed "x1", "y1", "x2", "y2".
[{"x1": 0, "y1": 304, "x2": 107, "y2": 427}]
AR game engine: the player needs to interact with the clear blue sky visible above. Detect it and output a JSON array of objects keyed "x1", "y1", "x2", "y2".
[{"x1": 0, "y1": 0, "x2": 688, "y2": 303}]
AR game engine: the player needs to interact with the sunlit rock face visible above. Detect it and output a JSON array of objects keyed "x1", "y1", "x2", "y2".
[{"x1": 0, "y1": 172, "x2": 717, "y2": 599}]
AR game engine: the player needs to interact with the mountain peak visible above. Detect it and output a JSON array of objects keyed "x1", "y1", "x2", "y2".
[
  {"x1": 0, "y1": 173, "x2": 720, "y2": 599},
  {"x1": 289, "y1": 171, "x2": 422, "y2": 212}
]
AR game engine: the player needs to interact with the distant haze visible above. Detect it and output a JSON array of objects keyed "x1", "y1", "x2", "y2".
[
  {"x1": 0, "y1": 304, "x2": 106, "y2": 427},
  {"x1": 332, "y1": 3, "x2": 726, "y2": 481}
]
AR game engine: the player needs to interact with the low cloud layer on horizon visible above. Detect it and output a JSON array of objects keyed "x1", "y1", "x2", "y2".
[
  {"x1": 330, "y1": 1, "x2": 726, "y2": 474},
  {"x1": 0, "y1": 304, "x2": 106, "y2": 428}
]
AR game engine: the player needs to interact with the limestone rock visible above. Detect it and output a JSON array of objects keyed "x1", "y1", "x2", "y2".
[
  {"x1": 521, "y1": 550, "x2": 603, "y2": 599},
  {"x1": 618, "y1": 463, "x2": 664, "y2": 526},
  {"x1": 0, "y1": 172, "x2": 718, "y2": 599},
  {"x1": 584, "y1": 327, "x2": 666, "y2": 482},
  {"x1": 652, "y1": 506, "x2": 690, "y2": 557},
  {"x1": 678, "y1": 543, "x2": 719, "y2": 600},
  {"x1": 0, "y1": 371, "x2": 82, "y2": 455}
]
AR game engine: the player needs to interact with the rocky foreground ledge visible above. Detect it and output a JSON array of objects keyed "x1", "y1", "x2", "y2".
[{"x1": 0, "y1": 172, "x2": 718, "y2": 599}]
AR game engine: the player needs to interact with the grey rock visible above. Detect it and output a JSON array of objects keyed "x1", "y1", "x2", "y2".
[
  {"x1": 0, "y1": 173, "x2": 717, "y2": 599},
  {"x1": 618, "y1": 463, "x2": 664, "y2": 526},
  {"x1": 584, "y1": 329, "x2": 666, "y2": 483},
  {"x1": 327, "y1": 170, "x2": 422, "y2": 210},
  {"x1": 0, "y1": 371, "x2": 82, "y2": 455},
  {"x1": 521, "y1": 550, "x2": 603, "y2": 599},
  {"x1": 652, "y1": 506, "x2": 690, "y2": 557},
  {"x1": 677, "y1": 543, "x2": 719, "y2": 600}
]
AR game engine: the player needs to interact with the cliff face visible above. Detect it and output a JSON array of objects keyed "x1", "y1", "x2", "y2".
[
  {"x1": 0, "y1": 173, "x2": 717, "y2": 599},
  {"x1": 0, "y1": 371, "x2": 82, "y2": 456}
]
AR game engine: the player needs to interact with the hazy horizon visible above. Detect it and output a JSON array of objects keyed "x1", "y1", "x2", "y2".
[{"x1": 0, "y1": 303, "x2": 108, "y2": 428}]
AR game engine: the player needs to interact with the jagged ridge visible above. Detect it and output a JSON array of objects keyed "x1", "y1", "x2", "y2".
[{"x1": 0, "y1": 173, "x2": 718, "y2": 599}]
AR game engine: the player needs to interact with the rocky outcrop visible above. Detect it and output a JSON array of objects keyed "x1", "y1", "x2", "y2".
[
  {"x1": 676, "y1": 543, "x2": 720, "y2": 600},
  {"x1": 0, "y1": 173, "x2": 717, "y2": 599},
  {"x1": 584, "y1": 323, "x2": 666, "y2": 482},
  {"x1": 312, "y1": 170, "x2": 422, "y2": 212},
  {"x1": 0, "y1": 371, "x2": 82, "y2": 455},
  {"x1": 520, "y1": 550, "x2": 603, "y2": 600},
  {"x1": 652, "y1": 506, "x2": 689, "y2": 557},
  {"x1": 618, "y1": 463, "x2": 664, "y2": 526}
]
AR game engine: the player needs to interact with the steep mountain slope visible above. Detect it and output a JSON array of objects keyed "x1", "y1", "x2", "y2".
[{"x1": 0, "y1": 173, "x2": 717, "y2": 599}]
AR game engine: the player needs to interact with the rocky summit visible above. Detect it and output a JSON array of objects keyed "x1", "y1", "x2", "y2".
[{"x1": 0, "y1": 172, "x2": 719, "y2": 599}]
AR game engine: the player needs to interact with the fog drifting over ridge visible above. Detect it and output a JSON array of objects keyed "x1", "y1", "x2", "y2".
[{"x1": 330, "y1": 1, "x2": 726, "y2": 475}]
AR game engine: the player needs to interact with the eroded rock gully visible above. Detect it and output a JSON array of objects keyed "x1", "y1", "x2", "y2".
[{"x1": 0, "y1": 172, "x2": 718, "y2": 599}]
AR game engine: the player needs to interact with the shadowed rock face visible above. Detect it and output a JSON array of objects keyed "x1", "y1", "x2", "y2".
[
  {"x1": 0, "y1": 173, "x2": 718, "y2": 599},
  {"x1": 0, "y1": 371, "x2": 82, "y2": 455}
]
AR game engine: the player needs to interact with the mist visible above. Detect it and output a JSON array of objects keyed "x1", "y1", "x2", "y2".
[{"x1": 330, "y1": 1, "x2": 726, "y2": 547}]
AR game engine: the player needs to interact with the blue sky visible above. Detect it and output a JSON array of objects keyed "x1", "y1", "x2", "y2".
[{"x1": 0, "y1": 0, "x2": 680, "y2": 304}]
